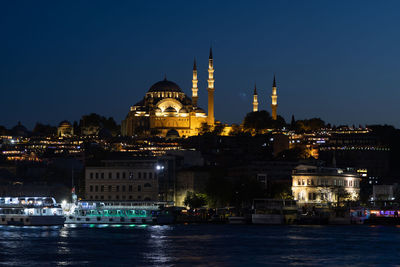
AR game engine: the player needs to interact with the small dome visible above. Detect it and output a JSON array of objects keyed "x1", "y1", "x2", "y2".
[
  {"x1": 164, "y1": 107, "x2": 176, "y2": 113},
  {"x1": 154, "y1": 107, "x2": 162, "y2": 112},
  {"x1": 148, "y1": 79, "x2": 182, "y2": 93},
  {"x1": 194, "y1": 107, "x2": 205, "y2": 113},
  {"x1": 179, "y1": 108, "x2": 188, "y2": 113},
  {"x1": 59, "y1": 120, "x2": 72, "y2": 127}
]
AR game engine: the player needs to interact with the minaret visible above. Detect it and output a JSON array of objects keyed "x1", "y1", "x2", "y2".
[
  {"x1": 271, "y1": 75, "x2": 278, "y2": 120},
  {"x1": 192, "y1": 58, "x2": 198, "y2": 107},
  {"x1": 207, "y1": 47, "x2": 215, "y2": 125},
  {"x1": 253, "y1": 83, "x2": 258, "y2": 112}
]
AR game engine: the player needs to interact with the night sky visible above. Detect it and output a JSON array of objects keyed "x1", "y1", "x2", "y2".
[{"x1": 1, "y1": 1, "x2": 400, "y2": 129}]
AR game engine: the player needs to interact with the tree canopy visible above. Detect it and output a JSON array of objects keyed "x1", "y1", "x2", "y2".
[{"x1": 243, "y1": 111, "x2": 286, "y2": 133}]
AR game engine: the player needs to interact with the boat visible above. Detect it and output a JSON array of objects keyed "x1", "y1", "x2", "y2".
[
  {"x1": 0, "y1": 197, "x2": 65, "y2": 226},
  {"x1": 252, "y1": 199, "x2": 298, "y2": 225},
  {"x1": 228, "y1": 216, "x2": 248, "y2": 224},
  {"x1": 63, "y1": 200, "x2": 174, "y2": 225}
]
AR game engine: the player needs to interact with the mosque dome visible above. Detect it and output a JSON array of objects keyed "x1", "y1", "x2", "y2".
[
  {"x1": 194, "y1": 107, "x2": 206, "y2": 113},
  {"x1": 148, "y1": 79, "x2": 182, "y2": 93},
  {"x1": 59, "y1": 120, "x2": 72, "y2": 127}
]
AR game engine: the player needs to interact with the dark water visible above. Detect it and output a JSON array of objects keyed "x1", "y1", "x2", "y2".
[{"x1": 0, "y1": 224, "x2": 399, "y2": 266}]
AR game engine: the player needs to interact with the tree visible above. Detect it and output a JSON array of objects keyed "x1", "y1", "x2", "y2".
[
  {"x1": 183, "y1": 192, "x2": 207, "y2": 209},
  {"x1": 243, "y1": 110, "x2": 272, "y2": 133},
  {"x1": 295, "y1": 118, "x2": 326, "y2": 132},
  {"x1": 198, "y1": 122, "x2": 212, "y2": 135},
  {"x1": 229, "y1": 124, "x2": 242, "y2": 136},
  {"x1": 32, "y1": 123, "x2": 56, "y2": 136}
]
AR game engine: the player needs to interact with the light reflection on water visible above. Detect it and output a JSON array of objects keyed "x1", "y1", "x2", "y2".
[{"x1": 0, "y1": 224, "x2": 399, "y2": 266}]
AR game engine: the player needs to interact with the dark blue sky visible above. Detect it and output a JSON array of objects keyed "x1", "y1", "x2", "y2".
[{"x1": 1, "y1": 1, "x2": 400, "y2": 129}]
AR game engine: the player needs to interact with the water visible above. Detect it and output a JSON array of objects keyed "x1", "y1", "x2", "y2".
[{"x1": 0, "y1": 224, "x2": 399, "y2": 266}]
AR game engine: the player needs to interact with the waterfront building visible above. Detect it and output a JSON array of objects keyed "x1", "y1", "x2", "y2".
[
  {"x1": 85, "y1": 158, "x2": 160, "y2": 201},
  {"x1": 291, "y1": 165, "x2": 361, "y2": 205},
  {"x1": 121, "y1": 49, "x2": 216, "y2": 138}
]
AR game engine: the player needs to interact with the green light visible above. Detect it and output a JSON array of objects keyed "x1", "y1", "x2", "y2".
[{"x1": 129, "y1": 224, "x2": 136, "y2": 227}]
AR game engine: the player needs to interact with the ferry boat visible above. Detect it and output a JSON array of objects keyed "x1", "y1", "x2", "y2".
[
  {"x1": 0, "y1": 197, "x2": 65, "y2": 226},
  {"x1": 252, "y1": 199, "x2": 298, "y2": 225},
  {"x1": 63, "y1": 201, "x2": 174, "y2": 225}
]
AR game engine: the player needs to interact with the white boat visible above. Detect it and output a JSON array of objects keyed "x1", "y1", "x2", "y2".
[
  {"x1": 63, "y1": 201, "x2": 173, "y2": 225},
  {"x1": 0, "y1": 197, "x2": 65, "y2": 226},
  {"x1": 252, "y1": 199, "x2": 298, "y2": 225}
]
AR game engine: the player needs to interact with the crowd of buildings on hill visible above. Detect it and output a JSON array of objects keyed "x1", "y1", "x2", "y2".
[{"x1": 1, "y1": 49, "x2": 399, "y2": 209}]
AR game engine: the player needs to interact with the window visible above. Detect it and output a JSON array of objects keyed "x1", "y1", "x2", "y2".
[
  {"x1": 138, "y1": 185, "x2": 141, "y2": 192},
  {"x1": 109, "y1": 173, "x2": 112, "y2": 179},
  {"x1": 95, "y1": 195, "x2": 98, "y2": 199},
  {"x1": 116, "y1": 195, "x2": 119, "y2": 200},
  {"x1": 298, "y1": 180, "x2": 301, "y2": 186},
  {"x1": 116, "y1": 186, "x2": 120, "y2": 192},
  {"x1": 129, "y1": 172, "x2": 134, "y2": 179},
  {"x1": 138, "y1": 172, "x2": 142, "y2": 179},
  {"x1": 307, "y1": 179, "x2": 310, "y2": 186},
  {"x1": 101, "y1": 195, "x2": 104, "y2": 200},
  {"x1": 311, "y1": 179, "x2": 314, "y2": 185},
  {"x1": 122, "y1": 172, "x2": 126, "y2": 179},
  {"x1": 108, "y1": 185, "x2": 112, "y2": 192},
  {"x1": 122, "y1": 185, "x2": 126, "y2": 192},
  {"x1": 101, "y1": 173, "x2": 104, "y2": 179},
  {"x1": 129, "y1": 185, "x2": 133, "y2": 192},
  {"x1": 129, "y1": 195, "x2": 133, "y2": 200},
  {"x1": 149, "y1": 173, "x2": 153, "y2": 179},
  {"x1": 95, "y1": 173, "x2": 99, "y2": 179},
  {"x1": 144, "y1": 173, "x2": 147, "y2": 179},
  {"x1": 101, "y1": 185, "x2": 104, "y2": 192},
  {"x1": 116, "y1": 172, "x2": 120, "y2": 179},
  {"x1": 90, "y1": 186, "x2": 93, "y2": 192},
  {"x1": 90, "y1": 173, "x2": 93, "y2": 179},
  {"x1": 95, "y1": 186, "x2": 98, "y2": 192}
]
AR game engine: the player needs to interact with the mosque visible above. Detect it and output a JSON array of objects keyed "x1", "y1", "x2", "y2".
[
  {"x1": 122, "y1": 48, "x2": 216, "y2": 138},
  {"x1": 121, "y1": 48, "x2": 279, "y2": 138}
]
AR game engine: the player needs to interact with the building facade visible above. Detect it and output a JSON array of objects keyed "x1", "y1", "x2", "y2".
[
  {"x1": 292, "y1": 165, "x2": 361, "y2": 205},
  {"x1": 85, "y1": 158, "x2": 160, "y2": 201}
]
